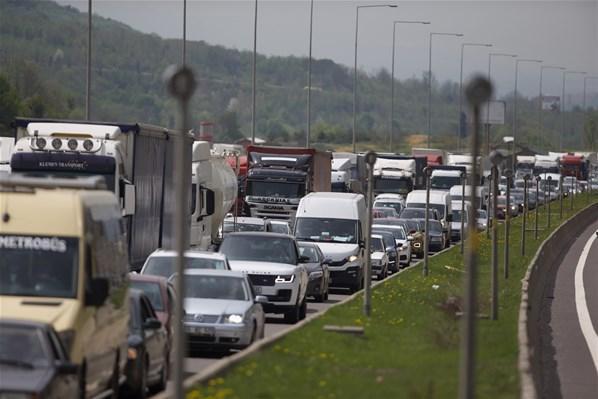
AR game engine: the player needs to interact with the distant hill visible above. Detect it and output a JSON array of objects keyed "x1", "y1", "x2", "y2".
[{"x1": 0, "y1": 0, "x2": 592, "y2": 151}]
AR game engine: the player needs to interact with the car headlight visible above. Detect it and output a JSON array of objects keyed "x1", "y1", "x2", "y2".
[
  {"x1": 347, "y1": 255, "x2": 358, "y2": 263},
  {"x1": 309, "y1": 271, "x2": 323, "y2": 279},
  {"x1": 58, "y1": 329, "x2": 75, "y2": 353},
  {"x1": 224, "y1": 314, "x2": 244, "y2": 324},
  {"x1": 275, "y1": 274, "x2": 295, "y2": 283}
]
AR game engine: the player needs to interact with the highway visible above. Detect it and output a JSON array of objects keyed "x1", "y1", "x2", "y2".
[
  {"x1": 183, "y1": 292, "x2": 349, "y2": 375},
  {"x1": 541, "y1": 219, "x2": 598, "y2": 398}
]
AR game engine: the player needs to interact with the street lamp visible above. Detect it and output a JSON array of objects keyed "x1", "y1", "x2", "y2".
[
  {"x1": 489, "y1": 150, "x2": 502, "y2": 321},
  {"x1": 423, "y1": 166, "x2": 433, "y2": 277},
  {"x1": 306, "y1": 0, "x2": 314, "y2": 148},
  {"x1": 538, "y1": 66, "x2": 565, "y2": 150},
  {"x1": 521, "y1": 174, "x2": 530, "y2": 256},
  {"x1": 251, "y1": 0, "x2": 258, "y2": 145},
  {"x1": 583, "y1": 76, "x2": 598, "y2": 151},
  {"x1": 561, "y1": 71, "x2": 586, "y2": 151},
  {"x1": 504, "y1": 168, "x2": 512, "y2": 279},
  {"x1": 458, "y1": 43, "x2": 492, "y2": 152},
  {"x1": 427, "y1": 32, "x2": 464, "y2": 148},
  {"x1": 534, "y1": 175, "x2": 541, "y2": 239},
  {"x1": 353, "y1": 4, "x2": 398, "y2": 154},
  {"x1": 513, "y1": 59, "x2": 542, "y2": 169},
  {"x1": 390, "y1": 20, "x2": 430, "y2": 152},
  {"x1": 486, "y1": 53, "x2": 517, "y2": 155},
  {"x1": 460, "y1": 170, "x2": 466, "y2": 254}
]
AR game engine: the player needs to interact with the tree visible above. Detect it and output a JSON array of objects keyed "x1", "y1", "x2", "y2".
[
  {"x1": 0, "y1": 74, "x2": 21, "y2": 132},
  {"x1": 584, "y1": 112, "x2": 598, "y2": 152},
  {"x1": 217, "y1": 111, "x2": 242, "y2": 142}
]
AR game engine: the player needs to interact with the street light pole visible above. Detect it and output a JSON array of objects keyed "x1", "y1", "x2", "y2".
[
  {"x1": 513, "y1": 59, "x2": 542, "y2": 168},
  {"x1": 306, "y1": 0, "x2": 314, "y2": 148},
  {"x1": 584, "y1": 76, "x2": 598, "y2": 151},
  {"x1": 539, "y1": 66, "x2": 565, "y2": 150},
  {"x1": 458, "y1": 43, "x2": 492, "y2": 152},
  {"x1": 489, "y1": 151, "x2": 502, "y2": 321},
  {"x1": 390, "y1": 20, "x2": 430, "y2": 152},
  {"x1": 504, "y1": 169, "x2": 512, "y2": 279},
  {"x1": 534, "y1": 176, "x2": 540, "y2": 239},
  {"x1": 423, "y1": 166, "x2": 432, "y2": 276},
  {"x1": 427, "y1": 32, "x2": 463, "y2": 148},
  {"x1": 353, "y1": 4, "x2": 397, "y2": 154},
  {"x1": 486, "y1": 53, "x2": 517, "y2": 155},
  {"x1": 86, "y1": 0, "x2": 92, "y2": 120},
  {"x1": 251, "y1": 0, "x2": 258, "y2": 145},
  {"x1": 460, "y1": 171, "x2": 466, "y2": 254},
  {"x1": 561, "y1": 71, "x2": 586, "y2": 151},
  {"x1": 521, "y1": 175, "x2": 529, "y2": 256},
  {"x1": 182, "y1": 0, "x2": 186, "y2": 65}
]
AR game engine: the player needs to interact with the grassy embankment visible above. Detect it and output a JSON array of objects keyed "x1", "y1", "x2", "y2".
[{"x1": 188, "y1": 193, "x2": 598, "y2": 399}]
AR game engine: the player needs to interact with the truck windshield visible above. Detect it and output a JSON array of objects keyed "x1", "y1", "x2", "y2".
[
  {"x1": 17, "y1": 171, "x2": 115, "y2": 192},
  {"x1": 0, "y1": 235, "x2": 79, "y2": 298},
  {"x1": 374, "y1": 177, "x2": 412, "y2": 193},
  {"x1": 431, "y1": 176, "x2": 461, "y2": 190},
  {"x1": 246, "y1": 180, "x2": 305, "y2": 199},
  {"x1": 370, "y1": 238, "x2": 384, "y2": 252},
  {"x1": 406, "y1": 203, "x2": 445, "y2": 219},
  {"x1": 452, "y1": 210, "x2": 468, "y2": 222},
  {"x1": 220, "y1": 235, "x2": 298, "y2": 265},
  {"x1": 295, "y1": 218, "x2": 358, "y2": 244}
]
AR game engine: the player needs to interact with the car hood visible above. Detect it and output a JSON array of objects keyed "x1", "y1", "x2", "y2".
[
  {"x1": 370, "y1": 252, "x2": 385, "y2": 261},
  {"x1": 0, "y1": 297, "x2": 79, "y2": 332},
  {"x1": 184, "y1": 298, "x2": 250, "y2": 316},
  {"x1": 312, "y1": 243, "x2": 359, "y2": 261},
  {"x1": 228, "y1": 260, "x2": 297, "y2": 275},
  {"x1": 0, "y1": 365, "x2": 53, "y2": 392},
  {"x1": 451, "y1": 222, "x2": 463, "y2": 230}
]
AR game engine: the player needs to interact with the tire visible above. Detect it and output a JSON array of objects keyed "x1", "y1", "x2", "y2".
[
  {"x1": 314, "y1": 293, "x2": 325, "y2": 302},
  {"x1": 110, "y1": 351, "x2": 120, "y2": 399},
  {"x1": 78, "y1": 361, "x2": 87, "y2": 399},
  {"x1": 284, "y1": 304, "x2": 300, "y2": 324},
  {"x1": 298, "y1": 299, "x2": 307, "y2": 320}
]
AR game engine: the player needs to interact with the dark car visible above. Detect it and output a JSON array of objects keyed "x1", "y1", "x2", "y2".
[
  {"x1": 425, "y1": 219, "x2": 446, "y2": 252},
  {"x1": 298, "y1": 242, "x2": 330, "y2": 302},
  {"x1": 130, "y1": 273, "x2": 176, "y2": 343},
  {"x1": 399, "y1": 207, "x2": 439, "y2": 221},
  {"x1": 370, "y1": 229, "x2": 399, "y2": 273},
  {"x1": 124, "y1": 289, "x2": 170, "y2": 398},
  {"x1": 0, "y1": 320, "x2": 79, "y2": 399}
]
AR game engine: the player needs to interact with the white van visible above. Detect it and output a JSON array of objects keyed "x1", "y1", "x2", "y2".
[
  {"x1": 405, "y1": 190, "x2": 452, "y2": 245},
  {"x1": 449, "y1": 185, "x2": 487, "y2": 210},
  {"x1": 294, "y1": 192, "x2": 366, "y2": 293}
]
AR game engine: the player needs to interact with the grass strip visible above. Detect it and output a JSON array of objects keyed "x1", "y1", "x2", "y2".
[{"x1": 188, "y1": 194, "x2": 598, "y2": 399}]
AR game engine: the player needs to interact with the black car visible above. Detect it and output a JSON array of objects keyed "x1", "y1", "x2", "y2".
[
  {"x1": 0, "y1": 319, "x2": 79, "y2": 398},
  {"x1": 370, "y1": 229, "x2": 399, "y2": 273},
  {"x1": 124, "y1": 289, "x2": 170, "y2": 398},
  {"x1": 424, "y1": 219, "x2": 446, "y2": 252},
  {"x1": 399, "y1": 207, "x2": 439, "y2": 221},
  {"x1": 298, "y1": 241, "x2": 330, "y2": 302}
]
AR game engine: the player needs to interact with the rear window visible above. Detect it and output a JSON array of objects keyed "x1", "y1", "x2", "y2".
[{"x1": 130, "y1": 281, "x2": 164, "y2": 311}]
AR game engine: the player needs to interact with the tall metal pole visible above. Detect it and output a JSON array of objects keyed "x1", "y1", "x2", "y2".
[
  {"x1": 539, "y1": 66, "x2": 565, "y2": 150},
  {"x1": 486, "y1": 175, "x2": 491, "y2": 238},
  {"x1": 306, "y1": 0, "x2": 314, "y2": 148},
  {"x1": 182, "y1": 0, "x2": 186, "y2": 65},
  {"x1": 85, "y1": 0, "x2": 92, "y2": 120},
  {"x1": 521, "y1": 176, "x2": 528, "y2": 256},
  {"x1": 460, "y1": 171, "x2": 466, "y2": 254},
  {"x1": 352, "y1": 4, "x2": 397, "y2": 154},
  {"x1": 459, "y1": 75, "x2": 493, "y2": 399},
  {"x1": 559, "y1": 175, "x2": 563, "y2": 219},
  {"x1": 512, "y1": 60, "x2": 542, "y2": 169},
  {"x1": 561, "y1": 71, "x2": 587, "y2": 150},
  {"x1": 364, "y1": 151, "x2": 377, "y2": 316},
  {"x1": 427, "y1": 32, "x2": 464, "y2": 148},
  {"x1": 547, "y1": 176, "x2": 552, "y2": 228},
  {"x1": 534, "y1": 177, "x2": 540, "y2": 239},
  {"x1": 584, "y1": 76, "x2": 598, "y2": 151},
  {"x1": 165, "y1": 65, "x2": 196, "y2": 399},
  {"x1": 489, "y1": 158, "x2": 500, "y2": 321},
  {"x1": 251, "y1": 0, "x2": 258, "y2": 144},
  {"x1": 504, "y1": 169, "x2": 512, "y2": 279},
  {"x1": 486, "y1": 53, "x2": 517, "y2": 155},
  {"x1": 423, "y1": 167, "x2": 432, "y2": 276},
  {"x1": 459, "y1": 43, "x2": 492, "y2": 152}
]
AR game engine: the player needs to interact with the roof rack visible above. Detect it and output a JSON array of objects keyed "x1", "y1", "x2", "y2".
[{"x1": 0, "y1": 174, "x2": 107, "y2": 190}]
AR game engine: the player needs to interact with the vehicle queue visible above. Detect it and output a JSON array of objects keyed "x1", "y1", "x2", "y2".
[{"x1": 1, "y1": 140, "x2": 597, "y2": 398}]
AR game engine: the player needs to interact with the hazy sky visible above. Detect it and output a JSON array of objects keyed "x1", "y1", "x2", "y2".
[{"x1": 58, "y1": 0, "x2": 598, "y2": 101}]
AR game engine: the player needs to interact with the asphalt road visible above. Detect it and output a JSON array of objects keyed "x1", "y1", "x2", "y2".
[
  {"x1": 183, "y1": 291, "x2": 349, "y2": 375},
  {"x1": 542, "y1": 219, "x2": 598, "y2": 398}
]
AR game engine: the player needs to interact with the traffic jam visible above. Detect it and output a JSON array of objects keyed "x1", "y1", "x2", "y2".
[{"x1": 0, "y1": 119, "x2": 596, "y2": 398}]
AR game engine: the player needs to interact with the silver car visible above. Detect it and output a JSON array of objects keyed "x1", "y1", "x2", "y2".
[{"x1": 183, "y1": 269, "x2": 266, "y2": 352}]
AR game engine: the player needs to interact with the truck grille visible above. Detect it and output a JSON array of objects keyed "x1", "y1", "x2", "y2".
[{"x1": 249, "y1": 274, "x2": 277, "y2": 286}]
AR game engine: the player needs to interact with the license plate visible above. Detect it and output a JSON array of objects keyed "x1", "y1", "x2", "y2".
[{"x1": 185, "y1": 326, "x2": 214, "y2": 336}]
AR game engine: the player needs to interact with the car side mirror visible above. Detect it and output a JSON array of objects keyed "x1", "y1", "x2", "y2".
[
  {"x1": 56, "y1": 361, "x2": 79, "y2": 375},
  {"x1": 407, "y1": 236, "x2": 414, "y2": 241},
  {"x1": 254, "y1": 295, "x2": 268, "y2": 304},
  {"x1": 143, "y1": 317, "x2": 162, "y2": 330},
  {"x1": 85, "y1": 278, "x2": 109, "y2": 307},
  {"x1": 298, "y1": 255, "x2": 311, "y2": 263},
  {"x1": 323, "y1": 258, "x2": 332, "y2": 265}
]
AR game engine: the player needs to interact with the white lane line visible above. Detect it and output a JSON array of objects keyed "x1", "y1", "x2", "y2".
[{"x1": 574, "y1": 230, "x2": 598, "y2": 375}]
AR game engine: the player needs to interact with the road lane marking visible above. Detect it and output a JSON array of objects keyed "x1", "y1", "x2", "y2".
[{"x1": 574, "y1": 230, "x2": 598, "y2": 375}]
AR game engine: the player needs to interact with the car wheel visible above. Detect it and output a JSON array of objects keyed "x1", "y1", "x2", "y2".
[
  {"x1": 299, "y1": 299, "x2": 307, "y2": 320},
  {"x1": 284, "y1": 304, "x2": 300, "y2": 324},
  {"x1": 78, "y1": 361, "x2": 87, "y2": 399},
  {"x1": 314, "y1": 292, "x2": 325, "y2": 302},
  {"x1": 110, "y1": 351, "x2": 120, "y2": 399},
  {"x1": 249, "y1": 323, "x2": 257, "y2": 345}
]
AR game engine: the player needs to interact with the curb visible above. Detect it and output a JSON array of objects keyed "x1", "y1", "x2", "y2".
[{"x1": 154, "y1": 244, "x2": 459, "y2": 398}]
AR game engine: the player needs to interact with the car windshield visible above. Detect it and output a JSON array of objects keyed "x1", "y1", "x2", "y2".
[
  {"x1": 295, "y1": 218, "x2": 358, "y2": 244},
  {"x1": 452, "y1": 210, "x2": 467, "y2": 222},
  {"x1": 220, "y1": 235, "x2": 298, "y2": 264},
  {"x1": 298, "y1": 245, "x2": 319, "y2": 262},
  {"x1": 130, "y1": 281, "x2": 164, "y2": 311},
  {"x1": 0, "y1": 326, "x2": 50, "y2": 369},
  {"x1": 406, "y1": 203, "x2": 445, "y2": 219},
  {"x1": 371, "y1": 226, "x2": 406, "y2": 240},
  {"x1": 246, "y1": 180, "x2": 305, "y2": 199},
  {"x1": 429, "y1": 222, "x2": 443, "y2": 233},
  {"x1": 373, "y1": 177, "x2": 412, "y2": 193},
  {"x1": 370, "y1": 238, "x2": 384, "y2": 252},
  {"x1": 0, "y1": 235, "x2": 79, "y2": 298},
  {"x1": 478, "y1": 210, "x2": 487, "y2": 219},
  {"x1": 142, "y1": 256, "x2": 227, "y2": 278},
  {"x1": 373, "y1": 207, "x2": 396, "y2": 217},
  {"x1": 431, "y1": 175, "x2": 461, "y2": 190},
  {"x1": 185, "y1": 275, "x2": 247, "y2": 301},
  {"x1": 223, "y1": 221, "x2": 265, "y2": 233},
  {"x1": 399, "y1": 208, "x2": 425, "y2": 219},
  {"x1": 373, "y1": 201, "x2": 403, "y2": 214},
  {"x1": 269, "y1": 222, "x2": 290, "y2": 234}
]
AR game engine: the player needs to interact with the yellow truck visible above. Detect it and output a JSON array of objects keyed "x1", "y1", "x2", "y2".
[{"x1": 0, "y1": 175, "x2": 129, "y2": 398}]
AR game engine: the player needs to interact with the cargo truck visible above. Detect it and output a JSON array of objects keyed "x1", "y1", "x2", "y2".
[
  {"x1": 560, "y1": 153, "x2": 588, "y2": 181},
  {"x1": 244, "y1": 146, "x2": 332, "y2": 223},
  {"x1": 412, "y1": 148, "x2": 446, "y2": 166},
  {"x1": 10, "y1": 118, "x2": 215, "y2": 270},
  {"x1": 534, "y1": 154, "x2": 560, "y2": 175},
  {"x1": 372, "y1": 155, "x2": 427, "y2": 197}
]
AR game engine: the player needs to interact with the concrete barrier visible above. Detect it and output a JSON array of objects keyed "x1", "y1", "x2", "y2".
[{"x1": 518, "y1": 202, "x2": 598, "y2": 399}]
